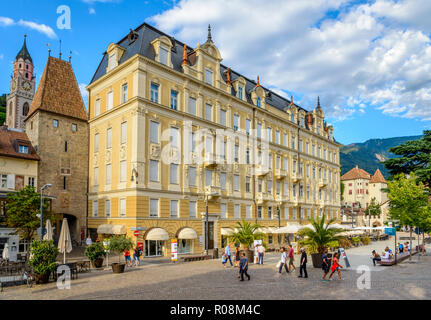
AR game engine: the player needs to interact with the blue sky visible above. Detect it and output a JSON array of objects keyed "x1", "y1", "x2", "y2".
[{"x1": 1, "y1": 0, "x2": 430, "y2": 145}]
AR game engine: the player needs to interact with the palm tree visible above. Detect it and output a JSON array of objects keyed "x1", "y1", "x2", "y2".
[
  {"x1": 229, "y1": 220, "x2": 265, "y2": 261},
  {"x1": 297, "y1": 216, "x2": 345, "y2": 267}
]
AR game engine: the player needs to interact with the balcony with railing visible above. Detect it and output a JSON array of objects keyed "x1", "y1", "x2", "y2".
[
  {"x1": 291, "y1": 172, "x2": 302, "y2": 183},
  {"x1": 203, "y1": 153, "x2": 219, "y2": 168},
  {"x1": 275, "y1": 169, "x2": 287, "y2": 179},
  {"x1": 319, "y1": 178, "x2": 328, "y2": 188},
  {"x1": 256, "y1": 192, "x2": 272, "y2": 204},
  {"x1": 205, "y1": 185, "x2": 221, "y2": 199},
  {"x1": 255, "y1": 165, "x2": 269, "y2": 176}
]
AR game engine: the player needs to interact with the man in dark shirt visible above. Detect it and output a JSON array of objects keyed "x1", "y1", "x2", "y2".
[
  {"x1": 298, "y1": 248, "x2": 308, "y2": 278},
  {"x1": 239, "y1": 253, "x2": 250, "y2": 281}
]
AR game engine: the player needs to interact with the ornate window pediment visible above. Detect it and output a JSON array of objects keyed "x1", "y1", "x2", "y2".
[
  {"x1": 106, "y1": 43, "x2": 126, "y2": 72},
  {"x1": 151, "y1": 36, "x2": 174, "y2": 68}
]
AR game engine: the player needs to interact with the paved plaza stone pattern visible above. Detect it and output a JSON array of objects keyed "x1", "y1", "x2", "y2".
[{"x1": 1, "y1": 239, "x2": 430, "y2": 300}]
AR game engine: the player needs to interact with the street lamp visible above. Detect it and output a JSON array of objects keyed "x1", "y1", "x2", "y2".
[
  {"x1": 39, "y1": 184, "x2": 52, "y2": 241},
  {"x1": 277, "y1": 203, "x2": 281, "y2": 244}
]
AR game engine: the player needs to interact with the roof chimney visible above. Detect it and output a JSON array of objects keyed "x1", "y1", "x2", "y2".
[{"x1": 182, "y1": 44, "x2": 188, "y2": 66}]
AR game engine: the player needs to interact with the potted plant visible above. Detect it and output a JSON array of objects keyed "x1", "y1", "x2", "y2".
[
  {"x1": 361, "y1": 236, "x2": 371, "y2": 245},
  {"x1": 28, "y1": 240, "x2": 59, "y2": 284},
  {"x1": 297, "y1": 216, "x2": 345, "y2": 268},
  {"x1": 352, "y1": 237, "x2": 361, "y2": 247},
  {"x1": 229, "y1": 219, "x2": 265, "y2": 263},
  {"x1": 84, "y1": 242, "x2": 106, "y2": 268},
  {"x1": 107, "y1": 235, "x2": 134, "y2": 273}
]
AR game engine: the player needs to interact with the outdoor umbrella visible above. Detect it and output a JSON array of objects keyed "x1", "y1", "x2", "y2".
[
  {"x1": 274, "y1": 223, "x2": 303, "y2": 234},
  {"x1": 328, "y1": 223, "x2": 352, "y2": 230},
  {"x1": 58, "y1": 218, "x2": 73, "y2": 264},
  {"x1": 2, "y1": 243, "x2": 9, "y2": 261},
  {"x1": 43, "y1": 219, "x2": 54, "y2": 241}
]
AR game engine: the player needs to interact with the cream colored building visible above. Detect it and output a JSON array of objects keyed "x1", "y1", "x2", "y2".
[
  {"x1": 0, "y1": 125, "x2": 39, "y2": 260},
  {"x1": 86, "y1": 23, "x2": 341, "y2": 257},
  {"x1": 341, "y1": 166, "x2": 389, "y2": 227}
]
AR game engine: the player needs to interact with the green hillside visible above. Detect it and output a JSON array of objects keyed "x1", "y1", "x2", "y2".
[
  {"x1": 0, "y1": 94, "x2": 5, "y2": 125},
  {"x1": 340, "y1": 135, "x2": 423, "y2": 177}
]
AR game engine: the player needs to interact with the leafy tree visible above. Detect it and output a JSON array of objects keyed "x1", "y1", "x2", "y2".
[
  {"x1": 365, "y1": 197, "x2": 382, "y2": 227},
  {"x1": 0, "y1": 94, "x2": 6, "y2": 125},
  {"x1": 108, "y1": 235, "x2": 134, "y2": 263},
  {"x1": 340, "y1": 181, "x2": 345, "y2": 202},
  {"x1": 5, "y1": 186, "x2": 52, "y2": 255},
  {"x1": 229, "y1": 219, "x2": 264, "y2": 250},
  {"x1": 297, "y1": 216, "x2": 345, "y2": 253},
  {"x1": 384, "y1": 131, "x2": 431, "y2": 189},
  {"x1": 387, "y1": 173, "x2": 428, "y2": 228},
  {"x1": 28, "y1": 240, "x2": 58, "y2": 275}
]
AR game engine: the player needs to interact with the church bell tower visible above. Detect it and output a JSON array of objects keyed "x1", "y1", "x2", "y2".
[{"x1": 6, "y1": 35, "x2": 36, "y2": 130}]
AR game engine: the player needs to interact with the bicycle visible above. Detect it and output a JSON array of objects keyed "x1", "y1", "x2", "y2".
[{"x1": 23, "y1": 270, "x2": 33, "y2": 288}]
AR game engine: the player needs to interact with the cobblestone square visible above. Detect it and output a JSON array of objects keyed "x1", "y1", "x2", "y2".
[{"x1": 1, "y1": 240, "x2": 430, "y2": 300}]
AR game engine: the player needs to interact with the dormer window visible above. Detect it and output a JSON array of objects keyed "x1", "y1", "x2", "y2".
[
  {"x1": 300, "y1": 116, "x2": 305, "y2": 128},
  {"x1": 290, "y1": 113, "x2": 295, "y2": 123},
  {"x1": 205, "y1": 68, "x2": 213, "y2": 86},
  {"x1": 317, "y1": 125, "x2": 321, "y2": 135},
  {"x1": 18, "y1": 145, "x2": 29, "y2": 154},
  {"x1": 256, "y1": 97, "x2": 261, "y2": 107},
  {"x1": 109, "y1": 53, "x2": 116, "y2": 71},
  {"x1": 238, "y1": 86, "x2": 243, "y2": 100},
  {"x1": 160, "y1": 46, "x2": 169, "y2": 66}
]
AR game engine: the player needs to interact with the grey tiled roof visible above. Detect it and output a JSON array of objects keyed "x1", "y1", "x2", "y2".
[{"x1": 90, "y1": 23, "x2": 312, "y2": 115}]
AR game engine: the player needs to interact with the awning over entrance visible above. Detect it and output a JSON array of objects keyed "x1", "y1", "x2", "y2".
[
  {"x1": 177, "y1": 228, "x2": 197, "y2": 239},
  {"x1": 97, "y1": 224, "x2": 126, "y2": 235},
  {"x1": 146, "y1": 228, "x2": 169, "y2": 241},
  {"x1": 221, "y1": 228, "x2": 234, "y2": 236}
]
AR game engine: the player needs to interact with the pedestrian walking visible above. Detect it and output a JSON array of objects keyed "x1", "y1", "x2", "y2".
[
  {"x1": 224, "y1": 243, "x2": 233, "y2": 267},
  {"x1": 278, "y1": 247, "x2": 289, "y2": 274},
  {"x1": 134, "y1": 246, "x2": 141, "y2": 266},
  {"x1": 239, "y1": 252, "x2": 250, "y2": 281},
  {"x1": 221, "y1": 253, "x2": 227, "y2": 267},
  {"x1": 322, "y1": 250, "x2": 330, "y2": 281},
  {"x1": 86, "y1": 235, "x2": 93, "y2": 246},
  {"x1": 328, "y1": 252, "x2": 343, "y2": 280},
  {"x1": 124, "y1": 249, "x2": 132, "y2": 266},
  {"x1": 288, "y1": 244, "x2": 296, "y2": 272},
  {"x1": 298, "y1": 248, "x2": 308, "y2": 278},
  {"x1": 254, "y1": 245, "x2": 259, "y2": 264},
  {"x1": 234, "y1": 246, "x2": 241, "y2": 267},
  {"x1": 258, "y1": 244, "x2": 265, "y2": 265}
]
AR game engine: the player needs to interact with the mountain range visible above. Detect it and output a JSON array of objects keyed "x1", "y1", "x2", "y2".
[{"x1": 340, "y1": 135, "x2": 422, "y2": 177}]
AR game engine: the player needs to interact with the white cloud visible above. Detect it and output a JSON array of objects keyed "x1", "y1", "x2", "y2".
[
  {"x1": 0, "y1": 54, "x2": 4, "y2": 60},
  {"x1": 0, "y1": 16, "x2": 14, "y2": 26},
  {"x1": 89, "y1": 8, "x2": 96, "y2": 14},
  {"x1": 17, "y1": 19, "x2": 57, "y2": 39},
  {"x1": 79, "y1": 83, "x2": 88, "y2": 100},
  {"x1": 149, "y1": 0, "x2": 431, "y2": 122},
  {"x1": 0, "y1": 16, "x2": 57, "y2": 39}
]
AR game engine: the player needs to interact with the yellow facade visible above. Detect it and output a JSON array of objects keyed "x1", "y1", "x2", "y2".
[{"x1": 86, "y1": 24, "x2": 341, "y2": 257}]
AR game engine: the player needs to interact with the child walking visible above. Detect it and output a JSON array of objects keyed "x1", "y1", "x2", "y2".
[{"x1": 328, "y1": 252, "x2": 343, "y2": 280}]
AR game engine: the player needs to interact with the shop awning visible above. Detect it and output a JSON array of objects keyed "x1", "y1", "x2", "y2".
[
  {"x1": 221, "y1": 228, "x2": 234, "y2": 236},
  {"x1": 146, "y1": 228, "x2": 169, "y2": 241},
  {"x1": 97, "y1": 224, "x2": 126, "y2": 235},
  {"x1": 178, "y1": 228, "x2": 198, "y2": 239}
]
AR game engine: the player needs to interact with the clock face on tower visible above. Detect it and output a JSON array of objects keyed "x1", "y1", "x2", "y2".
[{"x1": 22, "y1": 81, "x2": 32, "y2": 91}]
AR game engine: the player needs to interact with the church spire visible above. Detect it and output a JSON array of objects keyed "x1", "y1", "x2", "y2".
[
  {"x1": 16, "y1": 35, "x2": 33, "y2": 63},
  {"x1": 207, "y1": 24, "x2": 213, "y2": 43}
]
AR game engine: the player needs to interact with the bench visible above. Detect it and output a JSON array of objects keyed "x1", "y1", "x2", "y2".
[
  {"x1": 377, "y1": 250, "x2": 418, "y2": 266},
  {"x1": 181, "y1": 255, "x2": 212, "y2": 262},
  {"x1": 52, "y1": 263, "x2": 78, "y2": 280},
  {"x1": 75, "y1": 260, "x2": 90, "y2": 273}
]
